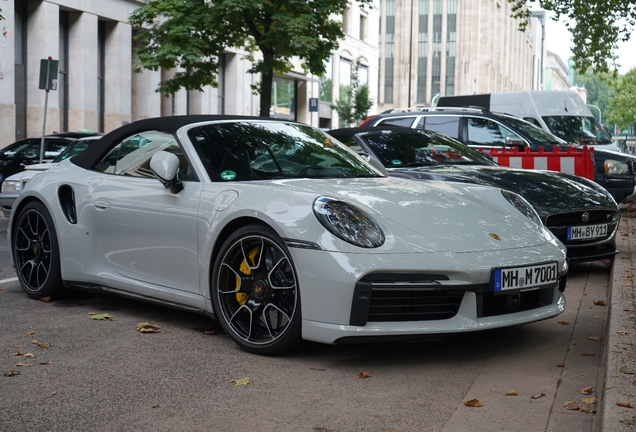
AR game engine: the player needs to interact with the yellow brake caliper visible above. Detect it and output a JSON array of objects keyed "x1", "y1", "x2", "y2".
[{"x1": 236, "y1": 247, "x2": 260, "y2": 306}]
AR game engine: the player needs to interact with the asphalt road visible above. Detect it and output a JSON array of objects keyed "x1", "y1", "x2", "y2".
[{"x1": 0, "y1": 215, "x2": 611, "y2": 432}]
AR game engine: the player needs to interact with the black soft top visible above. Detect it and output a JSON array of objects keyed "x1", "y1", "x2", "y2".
[
  {"x1": 327, "y1": 126, "x2": 422, "y2": 140},
  {"x1": 71, "y1": 115, "x2": 272, "y2": 169}
]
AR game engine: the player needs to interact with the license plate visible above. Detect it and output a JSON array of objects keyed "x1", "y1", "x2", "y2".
[
  {"x1": 567, "y1": 224, "x2": 607, "y2": 240},
  {"x1": 493, "y1": 262, "x2": 558, "y2": 292}
]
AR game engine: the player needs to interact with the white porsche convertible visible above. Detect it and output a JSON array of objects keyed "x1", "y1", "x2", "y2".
[{"x1": 9, "y1": 116, "x2": 568, "y2": 355}]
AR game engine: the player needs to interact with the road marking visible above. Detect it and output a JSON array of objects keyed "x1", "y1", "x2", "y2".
[{"x1": 0, "y1": 276, "x2": 18, "y2": 284}]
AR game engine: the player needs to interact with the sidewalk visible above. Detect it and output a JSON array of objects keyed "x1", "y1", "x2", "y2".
[{"x1": 599, "y1": 211, "x2": 636, "y2": 431}]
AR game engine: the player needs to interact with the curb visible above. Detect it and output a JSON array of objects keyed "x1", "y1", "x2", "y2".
[{"x1": 599, "y1": 212, "x2": 636, "y2": 431}]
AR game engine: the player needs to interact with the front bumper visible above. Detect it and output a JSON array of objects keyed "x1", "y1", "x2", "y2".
[{"x1": 0, "y1": 192, "x2": 18, "y2": 218}]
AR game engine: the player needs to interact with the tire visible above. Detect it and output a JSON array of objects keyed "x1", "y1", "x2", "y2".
[
  {"x1": 13, "y1": 201, "x2": 64, "y2": 299},
  {"x1": 212, "y1": 224, "x2": 301, "y2": 355}
]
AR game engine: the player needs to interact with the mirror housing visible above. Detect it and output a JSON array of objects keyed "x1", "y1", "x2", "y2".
[
  {"x1": 150, "y1": 151, "x2": 183, "y2": 193},
  {"x1": 505, "y1": 136, "x2": 528, "y2": 149},
  {"x1": 359, "y1": 152, "x2": 389, "y2": 176}
]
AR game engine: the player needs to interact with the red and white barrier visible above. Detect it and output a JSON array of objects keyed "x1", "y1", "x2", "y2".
[{"x1": 478, "y1": 146, "x2": 595, "y2": 181}]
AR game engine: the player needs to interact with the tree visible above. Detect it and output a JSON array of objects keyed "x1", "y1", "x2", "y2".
[
  {"x1": 332, "y1": 59, "x2": 373, "y2": 127},
  {"x1": 606, "y1": 68, "x2": 636, "y2": 130},
  {"x1": 129, "y1": 0, "x2": 369, "y2": 118},
  {"x1": 573, "y1": 69, "x2": 616, "y2": 122},
  {"x1": 509, "y1": 0, "x2": 636, "y2": 75}
]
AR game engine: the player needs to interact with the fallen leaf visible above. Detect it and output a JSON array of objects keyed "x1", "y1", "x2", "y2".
[
  {"x1": 0, "y1": 288, "x2": 2, "y2": 291},
  {"x1": 358, "y1": 370, "x2": 372, "y2": 379},
  {"x1": 556, "y1": 362, "x2": 565, "y2": 367},
  {"x1": 594, "y1": 300, "x2": 607, "y2": 306},
  {"x1": 13, "y1": 352, "x2": 23, "y2": 356},
  {"x1": 572, "y1": 342, "x2": 578, "y2": 345},
  {"x1": 620, "y1": 367, "x2": 634, "y2": 375},
  {"x1": 580, "y1": 406, "x2": 595, "y2": 413},
  {"x1": 618, "y1": 331, "x2": 628, "y2": 335},
  {"x1": 310, "y1": 367, "x2": 325, "y2": 371},
  {"x1": 204, "y1": 330, "x2": 216, "y2": 335},
  {"x1": 531, "y1": 393, "x2": 545, "y2": 399},
  {"x1": 617, "y1": 402, "x2": 634, "y2": 408},
  {"x1": 25, "y1": 331, "x2": 35, "y2": 335},
  {"x1": 136, "y1": 322, "x2": 161, "y2": 333},
  {"x1": 506, "y1": 390, "x2": 517, "y2": 396},
  {"x1": 37, "y1": 343, "x2": 52, "y2": 349},
  {"x1": 564, "y1": 401, "x2": 581, "y2": 410},
  {"x1": 31, "y1": 340, "x2": 38, "y2": 344},
  {"x1": 3, "y1": 370, "x2": 20, "y2": 377},
  {"x1": 15, "y1": 363, "x2": 33, "y2": 367},
  {"x1": 24, "y1": 353, "x2": 35, "y2": 358},
  {"x1": 88, "y1": 312, "x2": 96, "y2": 315},
  {"x1": 89, "y1": 313, "x2": 115, "y2": 321},
  {"x1": 582, "y1": 397, "x2": 597, "y2": 404},
  {"x1": 464, "y1": 399, "x2": 483, "y2": 407},
  {"x1": 558, "y1": 321, "x2": 570, "y2": 325},
  {"x1": 39, "y1": 361, "x2": 51, "y2": 365},
  {"x1": 588, "y1": 336, "x2": 601, "y2": 341},
  {"x1": 581, "y1": 352, "x2": 595, "y2": 357},
  {"x1": 594, "y1": 316, "x2": 601, "y2": 319},
  {"x1": 51, "y1": 391, "x2": 57, "y2": 395},
  {"x1": 230, "y1": 377, "x2": 250, "y2": 386},
  {"x1": 40, "y1": 296, "x2": 51, "y2": 303},
  {"x1": 581, "y1": 386, "x2": 594, "y2": 395}
]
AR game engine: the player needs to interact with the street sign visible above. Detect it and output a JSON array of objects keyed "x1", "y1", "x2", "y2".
[
  {"x1": 309, "y1": 97, "x2": 319, "y2": 112},
  {"x1": 38, "y1": 58, "x2": 59, "y2": 91}
]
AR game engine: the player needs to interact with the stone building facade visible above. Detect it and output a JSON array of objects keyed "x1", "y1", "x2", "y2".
[
  {"x1": 0, "y1": 0, "x2": 379, "y2": 147},
  {"x1": 377, "y1": 0, "x2": 538, "y2": 111}
]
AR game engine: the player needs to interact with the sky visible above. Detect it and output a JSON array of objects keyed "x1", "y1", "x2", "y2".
[{"x1": 542, "y1": 11, "x2": 636, "y2": 75}]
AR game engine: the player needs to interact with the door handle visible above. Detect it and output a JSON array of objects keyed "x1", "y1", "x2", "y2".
[{"x1": 94, "y1": 200, "x2": 111, "y2": 209}]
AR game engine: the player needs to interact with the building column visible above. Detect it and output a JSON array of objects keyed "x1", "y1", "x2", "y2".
[
  {"x1": 67, "y1": 11, "x2": 98, "y2": 132},
  {"x1": 0, "y1": 5, "x2": 16, "y2": 147},
  {"x1": 131, "y1": 65, "x2": 162, "y2": 120},
  {"x1": 26, "y1": 1, "x2": 59, "y2": 138},
  {"x1": 104, "y1": 21, "x2": 131, "y2": 132}
]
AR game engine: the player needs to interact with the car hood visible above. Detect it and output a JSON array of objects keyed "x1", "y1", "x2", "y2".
[
  {"x1": 386, "y1": 165, "x2": 618, "y2": 218},
  {"x1": 245, "y1": 177, "x2": 556, "y2": 254}
]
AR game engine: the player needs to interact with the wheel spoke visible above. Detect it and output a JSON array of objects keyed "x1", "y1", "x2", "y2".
[{"x1": 268, "y1": 256, "x2": 295, "y2": 290}]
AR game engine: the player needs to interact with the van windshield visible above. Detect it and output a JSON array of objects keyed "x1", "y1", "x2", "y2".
[{"x1": 542, "y1": 116, "x2": 613, "y2": 144}]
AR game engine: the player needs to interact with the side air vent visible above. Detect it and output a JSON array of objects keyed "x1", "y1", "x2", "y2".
[{"x1": 58, "y1": 185, "x2": 77, "y2": 224}]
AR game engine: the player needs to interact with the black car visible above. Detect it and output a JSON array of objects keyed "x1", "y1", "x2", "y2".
[
  {"x1": 0, "y1": 132, "x2": 101, "y2": 187},
  {"x1": 359, "y1": 107, "x2": 636, "y2": 203},
  {"x1": 328, "y1": 126, "x2": 620, "y2": 262}
]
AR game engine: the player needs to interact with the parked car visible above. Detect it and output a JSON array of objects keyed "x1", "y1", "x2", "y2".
[
  {"x1": 327, "y1": 126, "x2": 619, "y2": 262},
  {"x1": 436, "y1": 91, "x2": 622, "y2": 152},
  {"x1": 359, "y1": 107, "x2": 636, "y2": 203},
  {"x1": 9, "y1": 115, "x2": 567, "y2": 355},
  {"x1": 0, "y1": 135, "x2": 102, "y2": 217},
  {"x1": 0, "y1": 132, "x2": 102, "y2": 188}
]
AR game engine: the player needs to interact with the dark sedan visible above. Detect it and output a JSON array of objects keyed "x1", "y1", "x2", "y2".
[{"x1": 328, "y1": 127, "x2": 620, "y2": 262}]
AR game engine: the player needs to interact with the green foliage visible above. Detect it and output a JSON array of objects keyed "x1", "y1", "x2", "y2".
[
  {"x1": 606, "y1": 68, "x2": 636, "y2": 130},
  {"x1": 508, "y1": 0, "x2": 636, "y2": 75},
  {"x1": 573, "y1": 70, "x2": 617, "y2": 121},
  {"x1": 332, "y1": 59, "x2": 374, "y2": 127},
  {"x1": 130, "y1": 0, "x2": 370, "y2": 117}
]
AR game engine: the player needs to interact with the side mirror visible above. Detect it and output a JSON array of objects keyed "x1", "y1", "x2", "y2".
[
  {"x1": 150, "y1": 151, "x2": 183, "y2": 193},
  {"x1": 359, "y1": 152, "x2": 389, "y2": 176},
  {"x1": 505, "y1": 136, "x2": 528, "y2": 149}
]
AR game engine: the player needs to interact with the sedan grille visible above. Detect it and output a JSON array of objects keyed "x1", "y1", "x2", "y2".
[
  {"x1": 545, "y1": 209, "x2": 617, "y2": 227},
  {"x1": 368, "y1": 289, "x2": 463, "y2": 322}
]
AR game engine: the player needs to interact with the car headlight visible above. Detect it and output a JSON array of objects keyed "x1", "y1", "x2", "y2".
[
  {"x1": 313, "y1": 197, "x2": 385, "y2": 248},
  {"x1": 1, "y1": 179, "x2": 21, "y2": 194},
  {"x1": 501, "y1": 190, "x2": 543, "y2": 227},
  {"x1": 604, "y1": 159, "x2": 629, "y2": 175}
]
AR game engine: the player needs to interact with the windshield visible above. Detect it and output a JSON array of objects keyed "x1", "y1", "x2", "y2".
[
  {"x1": 354, "y1": 129, "x2": 496, "y2": 167},
  {"x1": 542, "y1": 115, "x2": 613, "y2": 144},
  {"x1": 499, "y1": 115, "x2": 567, "y2": 144},
  {"x1": 188, "y1": 122, "x2": 383, "y2": 180}
]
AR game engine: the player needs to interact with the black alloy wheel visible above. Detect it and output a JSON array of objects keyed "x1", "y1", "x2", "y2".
[
  {"x1": 212, "y1": 224, "x2": 301, "y2": 355},
  {"x1": 13, "y1": 201, "x2": 63, "y2": 299}
]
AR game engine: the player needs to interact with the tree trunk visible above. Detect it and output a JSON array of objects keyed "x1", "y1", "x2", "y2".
[{"x1": 260, "y1": 69, "x2": 273, "y2": 118}]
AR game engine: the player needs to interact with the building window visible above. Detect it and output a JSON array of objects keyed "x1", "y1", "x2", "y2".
[
  {"x1": 416, "y1": 0, "x2": 429, "y2": 103},
  {"x1": 14, "y1": 0, "x2": 27, "y2": 140},
  {"x1": 384, "y1": 0, "x2": 395, "y2": 103},
  {"x1": 59, "y1": 11, "x2": 69, "y2": 132},
  {"x1": 360, "y1": 14, "x2": 367, "y2": 41},
  {"x1": 320, "y1": 56, "x2": 333, "y2": 103},
  {"x1": 445, "y1": 0, "x2": 457, "y2": 96},
  {"x1": 98, "y1": 21, "x2": 105, "y2": 132},
  {"x1": 271, "y1": 76, "x2": 296, "y2": 121},
  {"x1": 431, "y1": 0, "x2": 442, "y2": 97},
  {"x1": 342, "y1": 7, "x2": 349, "y2": 35},
  {"x1": 339, "y1": 58, "x2": 352, "y2": 127}
]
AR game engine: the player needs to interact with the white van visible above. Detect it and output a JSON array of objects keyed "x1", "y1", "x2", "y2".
[{"x1": 437, "y1": 91, "x2": 622, "y2": 153}]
